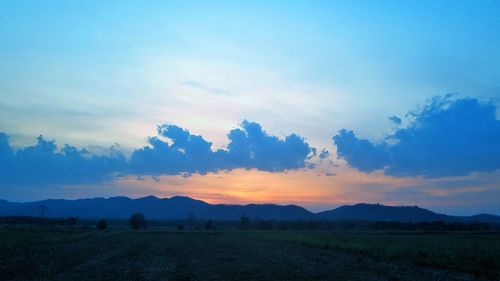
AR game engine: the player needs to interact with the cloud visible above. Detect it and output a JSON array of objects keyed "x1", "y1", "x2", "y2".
[
  {"x1": 183, "y1": 80, "x2": 229, "y2": 95},
  {"x1": 225, "y1": 121, "x2": 313, "y2": 172},
  {"x1": 318, "y1": 149, "x2": 330, "y2": 160},
  {"x1": 333, "y1": 96, "x2": 500, "y2": 177},
  {"x1": 0, "y1": 121, "x2": 315, "y2": 185},
  {"x1": 129, "y1": 125, "x2": 226, "y2": 176},
  {"x1": 388, "y1": 115, "x2": 402, "y2": 125},
  {"x1": 130, "y1": 120, "x2": 315, "y2": 175},
  {"x1": 0, "y1": 134, "x2": 126, "y2": 185},
  {"x1": 333, "y1": 129, "x2": 389, "y2": 172}
]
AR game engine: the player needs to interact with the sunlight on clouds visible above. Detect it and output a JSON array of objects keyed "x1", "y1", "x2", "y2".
[
  {"x1": 0, "y1": 1, "x2": 499, "y2": 216},
  {"x1": 113, "y1": 165, "x2": 500, "y2": 215},
  {"x1": 134, "y1": 55, "x2": 351, "y2": 150}
]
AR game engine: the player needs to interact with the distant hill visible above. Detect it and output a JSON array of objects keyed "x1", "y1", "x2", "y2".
[
  {"x1": 316, "y1": 203, "x2": 446, "y2": 222},
  {"x1": 0, "y1": 196, "x2": 498, "y2": 223},
  {"x1": 316, "y1": 203, "x2": 500, "y2": 223},
  {"x1": 0, "y1": 196, "x2": 313, "y2": 221}
]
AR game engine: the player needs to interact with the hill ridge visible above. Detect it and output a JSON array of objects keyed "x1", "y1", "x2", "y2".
[{"x1": 0, "y1": 195, "x2": 498, "y2": 223}]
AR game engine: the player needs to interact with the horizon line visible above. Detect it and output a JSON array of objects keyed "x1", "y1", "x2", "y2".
[{"x1": 2, "y1": 194, "x2": 498, "y2": 217}]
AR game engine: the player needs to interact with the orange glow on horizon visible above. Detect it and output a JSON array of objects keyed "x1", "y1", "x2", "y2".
[{"x1": 115, "y1": 166, "x2": 424, "y2": 211}]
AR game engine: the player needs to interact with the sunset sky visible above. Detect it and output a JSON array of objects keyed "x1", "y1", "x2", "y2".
[{"x1": 1, "y1": 1, "x2": 499, "y2": 215}]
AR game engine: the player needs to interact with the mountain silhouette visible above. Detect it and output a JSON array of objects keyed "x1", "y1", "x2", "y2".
[
  {"x1": 316, "y1": 203, "x2": 445, "y2": 222},
  {"x1": 0, "y1": 196, "x2": 498, "y2": 223}
]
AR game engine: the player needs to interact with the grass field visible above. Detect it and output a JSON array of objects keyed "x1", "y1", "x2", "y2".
[{"x1": 0, "y1": 228, "x2": 498, "y2": 281}]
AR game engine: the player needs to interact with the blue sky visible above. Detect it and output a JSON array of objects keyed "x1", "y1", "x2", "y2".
[{"x1": 0, "y1": 1, "x2": 499, "y2": 215}]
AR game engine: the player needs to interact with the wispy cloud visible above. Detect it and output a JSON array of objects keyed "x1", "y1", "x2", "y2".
[{"x1": 183, "y1": 80, "x2": 230, "y2": 96}]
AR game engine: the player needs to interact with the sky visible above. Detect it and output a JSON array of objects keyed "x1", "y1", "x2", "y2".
[{"x1": 0, "y1": 0, "x2": 499, "y2": 215}]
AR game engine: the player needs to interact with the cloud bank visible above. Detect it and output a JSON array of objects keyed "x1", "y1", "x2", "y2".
[
  {"x1": 334, "y1": 96, "x2": 500, "y2": 177},
  {"x1": 0, "y1": 134, "x2": 125, "y2": 185},
  {"x1": 0, "y1": 121, "x2": 315, "y2": 185}
]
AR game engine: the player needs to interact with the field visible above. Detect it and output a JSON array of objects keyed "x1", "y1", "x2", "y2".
[{"x1": 0, "y1": 228, "x2": 499, "y2": 281}]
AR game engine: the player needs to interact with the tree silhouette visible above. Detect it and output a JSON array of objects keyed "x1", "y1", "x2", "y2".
[
  {"x1": 66, "y1": 217, "x2": 79, "y2": 228},
  {"x1": 96, "y1": 219, "x2": 108, "y2": 230},
  {"x1": 187, "y1": 212, "x2": 196, "y2": 229},
  {"x1": 239, "y1": 215, "x2": 251, "y2": 230},
  {"x1": 204, "y1": 219, "x2": 214, "y2": 230},
  {"x1": 129, "y1": 212, "x2": 147, "y2": 230},
  {"x1": 38, "y1": 204, "x2": 49, "y2": 217}
]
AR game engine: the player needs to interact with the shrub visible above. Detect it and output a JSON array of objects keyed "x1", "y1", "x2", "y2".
[
  {"x1": 187, "y1": 212, "x2": 196, "y2": 229},
  {"x1": 129, "y1": 213, "x2": 147, "y2": 230},
  {"x1": 239, "y1": 215, "x2": 251, "y2": 230},
  {"x1": 204, "y1": 219, "x2": 214, "y2": 230},
  {"x1": 96, "y1": 219, "x2": 107, "y2": 230},
  {"x1": 66, "y1": 217, "x2": 79, "y2": 227}
]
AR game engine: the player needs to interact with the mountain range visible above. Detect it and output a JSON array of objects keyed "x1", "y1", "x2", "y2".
[{"x1": 0, "y1": 195, "x2": 499, "y2": 223}]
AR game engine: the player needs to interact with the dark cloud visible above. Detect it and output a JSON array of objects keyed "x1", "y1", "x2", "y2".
[
  {"x1": 0, "y1": 121, "x2": 315, "y2": 185},
  {"x1": 333, "y1": 96, "x2": 500, "y2": 177},
  {"x1": 129, "y1": 124, "x2": 226, "y2": 175},
  {"x1": 130, "y1": 120, "x2": 315, "y2": 175},
  {"x1": 225, "y1": 121, "x2": 314, "y2": 172},
  {"x1": 388, "y1": 115, "x2": 402, "y2": 125},
  {"x1": 0, "y1": 134, "x2": 126, "y2": 185},
  {"x1": 333, "y1": 129, "x2": 389, "y2": 172},
  {"x1": 318, "y1": 149, "x2": 330, "y2": 160}
]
